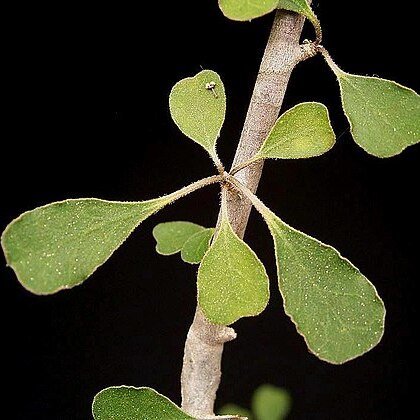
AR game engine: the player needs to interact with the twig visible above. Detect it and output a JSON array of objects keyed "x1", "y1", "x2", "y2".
[{"x1": 181, "y1": 4, "x2": 313, "y2": 417}]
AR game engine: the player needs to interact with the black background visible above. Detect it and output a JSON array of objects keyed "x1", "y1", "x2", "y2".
[{"x1": 1, "y1": 1, "x2": 418, "y2": 419}]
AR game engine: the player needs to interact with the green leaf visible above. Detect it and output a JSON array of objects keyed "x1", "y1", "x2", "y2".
[
  {"x1": 181, "y1": 228, "x2": 215, "y2": 264},
  {"x1": 169, "y1": 70, "x2": 226, "y2": 162},
  {"x1": 92, "y1": 386, "x2": 194, "y2": 420},
  {"x1": 2, "y1": 176, "x2": 220, "y2": 295},
  {"x1": 197, "y1": 190, "x2": 269, "y2": 325},
  {"x1": 325, "y1": 54, "x2": 420, "y2": 157},
  {"x1": 152, "y1": 222, "x2": 214, "y2": 264},
  {"x1": 218, "y1": 403, "x2": 253, "y2": 419},
  {"x1": 255, "y1": 102, "x2": 335, "y2": 160},
  {"x1": 230, "y1": 180, "x2": 385, "y2": 364},
  {"x1": 252, "y1": 385, "x2": 291, "y2": 420},
  {"x1": 1, "y1": 199, "x2": 164, "y2": 295},
  {"x1": 218, "y1": 0, "x2": 278, "y2": 21},
  {"x1": 264, "y1": 211, "x2": 385, "y2": 364},
  {"x1": 277, "y1": 0, "x2": 321, "y2": 37},
  {"x1": 153, "y1": 221, "x2": 204, "y2": 255}
]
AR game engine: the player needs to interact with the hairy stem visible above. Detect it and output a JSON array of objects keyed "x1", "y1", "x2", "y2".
[
  {"x1": 181, "y1": 6, "x2": 312, "y2": 418},
  {"x1": 163, "y1": 174, "x2": 224, "y2": 204},
  {"x1": 318, "y1": 45, "x2": 343, "y2": 76},
  {"x1": 230, "y1": 157, "x2": 261, "y2": 176},
  {"x1": 225, "y1": 174, "x2": 270, "y2": 219}
]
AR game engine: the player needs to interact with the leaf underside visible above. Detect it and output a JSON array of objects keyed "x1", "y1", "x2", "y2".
[
  {"x1": 92, "y1": 386, "x2": 194, "y2": 420},
  {"x1": 338, "y1": 72, "x2": 420, "y2": 157}
]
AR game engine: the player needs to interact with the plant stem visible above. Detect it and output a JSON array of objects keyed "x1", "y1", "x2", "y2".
[
  {"x1": 318, "y1": 46, "x2": 344, "y2": 76},
  {"x1": 230, "y1": 157, "x2": 261, "y2": 176},
  {"x1": 181, "y1": 6, "x2": 313, "y2": 418},
  {"x1": 163, "y1": 174, "x2": 224, "y2": 204},
  {"x1": 227, "y1": 7, "x2": 313, "y2": 237},
  {"x1": 225, "y1": 174, "x2": 271, "y2": 220}
]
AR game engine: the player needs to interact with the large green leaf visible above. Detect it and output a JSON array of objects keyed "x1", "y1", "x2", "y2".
[
  {"x1": 218, "y1": 0, "x2": 278, "y2": 21},
  {"x1": 255, "y1": 102, "x2": 335, "y2": 160},
  {"x1": 229, "y1": 178, "x2": 385, "y2": 364},
  {"x1": 181, "y1": 228, "x2": 215, "y2": 264},
  {"x1": 153, "y1": 221, "x2": 204, "y2": 255},
  {"x1": 197, "y1": 190, "x2": 269, "y2": 325},
  {"x1": 324, "y1": 52, "x2": 420, "y2": 157},
  {"x1": 2, "y1": 176, "x2": 220, "y2": 295},
  {"x1": 169, "y1": 70, "x2": 226, "y2": 163},
  {"x1": 92, "y1": 386, "x2": 194, "y2": 420},
  {"x1": 252, "y1": 385, "x2": 291, "y2": 420},
  {"x1": 264, "y1": 210, "x2": 384, "y2": 363},
  {"x1": 2, "y1": 199, "x2": 162, "y2": 295}
]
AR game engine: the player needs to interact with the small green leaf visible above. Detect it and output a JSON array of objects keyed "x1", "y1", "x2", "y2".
[
  {"x1": 231, "y1": 181, "x2": 385, "y2": 364},
  {"x1": 169, "y1": 70, "x2": 226, "y2": 162},
  {"x1": 325, "y1": 54, "x2": 420, "y2": 157},
  {"x1": 252, "y1": 384, "x2": 291, "y2": 420},
  {"x1": 181, "y1": 228, "x2": 215, "y2": 264},
  {"x1": 218, "y1": 403, "x2": 253, "y2": 419},
  {"x1": 153, "y1": 221, "x2": 204, "y2": 256},
  {"x1": 278, "y1": 0, "x2": 321, "y2": 38},
  {"x1": 2, "y1": 176, "x2": 220, "y2": 295},
  {"x1": 218, "y1": 0, "x2": 278, "y2": 21},
  {"x1": 255, "y1": 102, "x2": 335, "y2": 160},
  {"x1": 197, "y1": 189, "x2": 269, "y2": 325},
  {"x1": 92, "y1": 386, "x2": 194, "y2": 420}
]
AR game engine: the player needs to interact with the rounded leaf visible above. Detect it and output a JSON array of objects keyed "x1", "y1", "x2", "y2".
[
  {"x1": 256, "y1": 102, "x2": 335, "y2": 160},
  {"x1": 267, "y1": 213, "x2": 385, "y2": 364},
  {"x1": 92, "y1": 386, "x2": 194, "y2": 420},
  {"x1": 153, "y1": 221, "x2": 204, "y2": 255},
  {"x1": 1, "y1": 198, "x2": 165, "y2": 294},
  {"x1": 198, "y1": 195, "x2": 270, "y2": 325},
  {"x1": 181, "y1": 228, "x2": 215, "y2": 264},
  {"x1": 231, "y1": 179, "x2": 386, "y2": 364},
  {"x1": 339, "y1": 73, "x2": 420, "y2": 157},
  {"x1": 169, "y1": 70, "x2": 226, "y2": 160},
  {"x1": 252, "y1": 384, "x2": 291, "y2": 420},
  {"x1": 323, "y1": 51, "x2": 420, "y2": 157},
  {"x1": 2, "y1": 176, "x2": 220, "y2": 294},
  {"x1": 219, "y1": 0, "x2": 278, "y2": 21}
]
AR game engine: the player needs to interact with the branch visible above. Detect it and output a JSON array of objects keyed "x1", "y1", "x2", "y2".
[
  {"x1": 227, "y1": 7, "x2": 312, "y2": 235},
  {"x1": 181, "y1": 5, "x2": 312, "y2": 418}
]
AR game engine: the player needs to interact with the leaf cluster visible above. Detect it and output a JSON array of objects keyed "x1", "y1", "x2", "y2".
[{"x1": 1, "y1": 1, "x2": 419, "y2": 418}]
